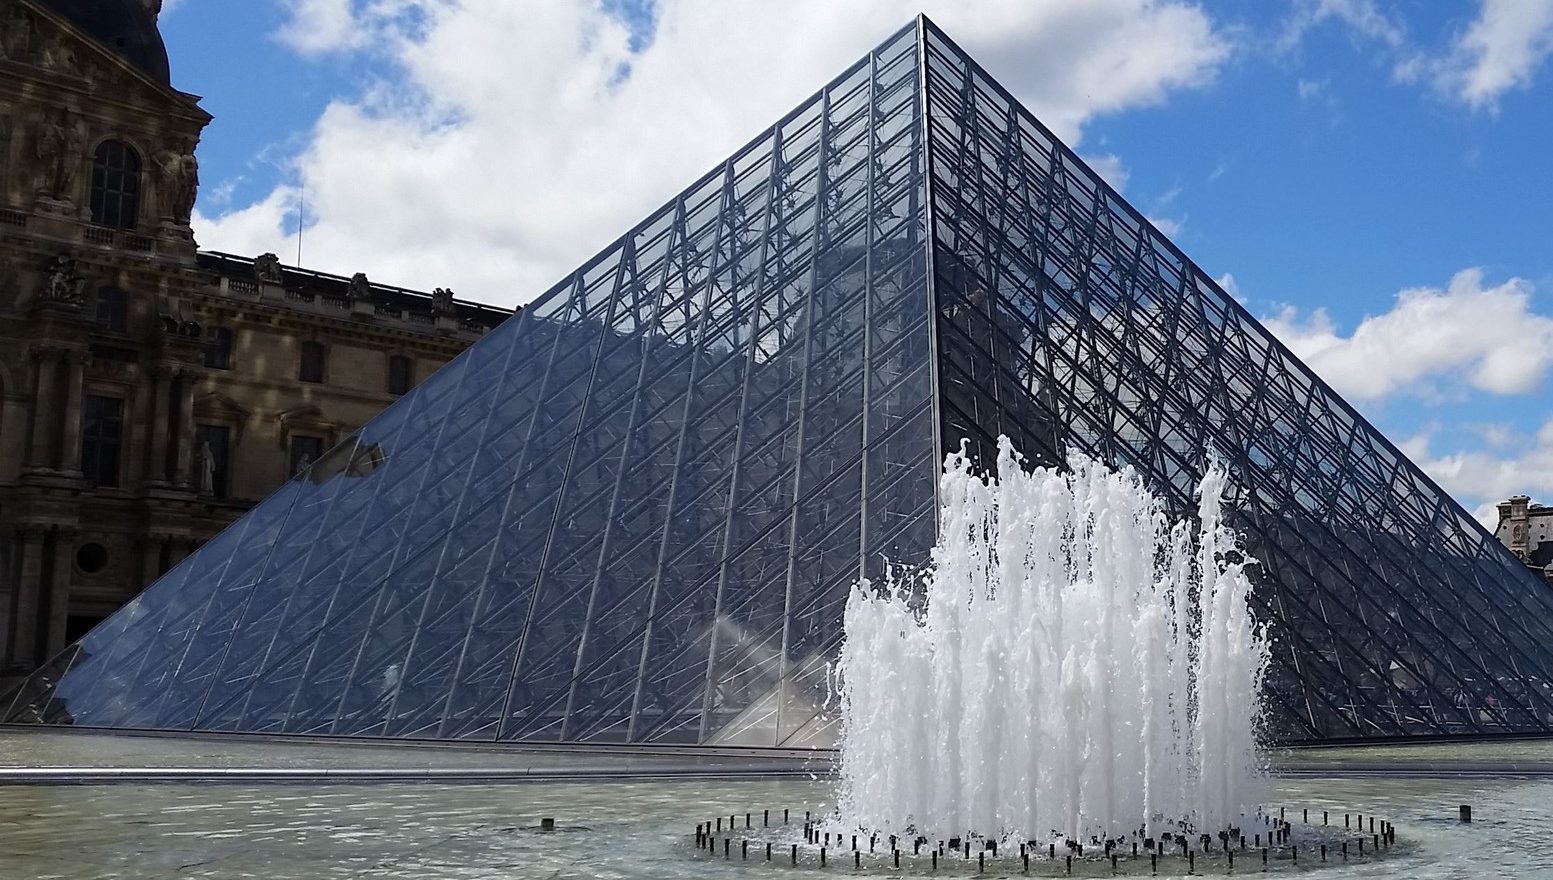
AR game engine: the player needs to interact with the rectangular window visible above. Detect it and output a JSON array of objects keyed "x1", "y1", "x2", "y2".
[
  {"x1": 289, "y1": 435, "x2": 325, "y2": 476},
  {"x1": 96, "y1": 287, "x2": 127, "y2": 333},
  {"x1": 387, "y1": 354, "x2": 412, "y2": 395},
  {"x1": 81, "y1": 394, "x2": 124, "y2": 487},
  {"x1": 195, "y1": 423, "x2": 231, "y2": 498},
  {"x1": 205, "y1": 326, "x2": 233, "y2": 370},
  {"x1": 299, "y1": 340, "x2": 325, "y2": 383}
]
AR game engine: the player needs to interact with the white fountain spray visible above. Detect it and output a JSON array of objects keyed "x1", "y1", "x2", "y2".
[{"x1": 835, "y1": 437, "x2": 1269, "y2": 844}]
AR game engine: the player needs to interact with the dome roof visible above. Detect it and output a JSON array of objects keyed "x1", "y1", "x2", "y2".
[{"x1": 39, "y1": 0, "x2": 170, "y2": 85}]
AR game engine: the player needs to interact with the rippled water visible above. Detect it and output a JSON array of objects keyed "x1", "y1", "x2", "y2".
[{"x1": 1, "y1": 736, "x2": 1550, "y2": 878}]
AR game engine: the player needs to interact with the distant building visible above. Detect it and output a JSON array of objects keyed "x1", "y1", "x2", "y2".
[
  {"x1": 1495, "y1": 496, "x2": 1553, "y2": 586},
  {"x1": 0, "y1": 0, "x2": 511, "y2": 686}
]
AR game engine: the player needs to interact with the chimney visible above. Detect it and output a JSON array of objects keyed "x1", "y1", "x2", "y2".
[{"x1": 1507, "y1": 495, "x2": 1532, "y2": 560}]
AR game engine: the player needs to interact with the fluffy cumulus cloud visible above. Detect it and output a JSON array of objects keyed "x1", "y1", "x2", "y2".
[
  {"x1": 1281, "y1": 0, "x2": 1553, "y2": 111},
  {"x1": 1400, "y1": 421, "x2": 1553, "y2": 525},
  {"x1": 1263, "y1": 269, "x2": 1553, "y2": 521},
  {"x1": 1262, "y1": 269, "x2": 1553, "y2": 402},
  {"x1": 195, "y1": 0, "x2": 1230, "y2": 304},
  {"x1": 1431, "y1": 0, "x2": 1553, "y2": 110}
]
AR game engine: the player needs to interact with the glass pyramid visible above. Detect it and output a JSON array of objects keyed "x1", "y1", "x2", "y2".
[{"x1": 8, "y1": 17, "x2": 1553, "y2": 745}]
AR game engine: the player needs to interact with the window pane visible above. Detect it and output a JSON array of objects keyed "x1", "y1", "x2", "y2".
[
  {"x1": 205, "y1": 327, "x2": 233, "y2": 370},
  {"x1": 89, "y1": 141, "x2": 141, "y2": 230},
  {"x1": 82, "y1": 395, "x2": 124, "y2": 487},
  {"x1": 299, "y1": 341, "x2": 325, "y2": 383},
  {"x1": 387, "y1": 355, "x2": 412, "y2": 395},
  {"x1": 96, "y1": 287, "x2": 127, "y2": 333},
  {"x1": 290, "y1": 435, "x2": 325, "y2": 476}
]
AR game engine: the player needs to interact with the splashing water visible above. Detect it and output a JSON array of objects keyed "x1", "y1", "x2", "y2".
[{"x1": 835, "y1": 437, "x2": 1270, "y2": 843}]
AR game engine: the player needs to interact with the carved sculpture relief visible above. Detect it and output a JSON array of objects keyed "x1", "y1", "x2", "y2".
[
  {"x1": 154, "y1": 141, "x2": 198, "y2": 224},
  {"x1": 37, "y1": 35, "x2": 80, "y2": 76},
  {"x1": 431, "y1": 287, "x2": 455, "y2": 314},
  {"x1": 0, "y1": 8, "x2": 34, "y2": 63},
  {"x1": 254, "y1": 252, "x2": 283, "y2": 284},
  {"x1": 347, "y1": 272, "x2": 371, "y2": 301},
  {"x1": 39, "y1": 253, "x2": 83, "y2": 306},
  {"x1": 34, "y1": 109, "x2": 87, "y2": 202}
]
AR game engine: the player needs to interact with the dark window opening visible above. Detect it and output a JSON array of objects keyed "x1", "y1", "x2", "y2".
[
  {"x1": 95, "y1": 287, "x2": 128, "y2": 333},
  {"x1": 387, "y1": 354, "x2": 413, "y2": 395},
  {"x1": 299, "y1": 340, "x2": 326, "y2": 383},
  {"x1": 75, "y1": 542, "x2": 108, "y2": 574},
  {"x1": 206, "y1": 326, "x2": 233, "y2": 370},
  {"x1": 290, "y1": 435, "x2": 325, "y2": 476},
  {"x1": 65, "y1": 614, "x2": 107, "y2": 645},
  {"x1": 89, "y1": 140, "x2": 141, "y2": 230},
  {"x1": 82, "y1": 394, "x2": 124, "y2": 487},
  {"x1": 196, "y1": 423, "x2": 232, "y2": 498}
]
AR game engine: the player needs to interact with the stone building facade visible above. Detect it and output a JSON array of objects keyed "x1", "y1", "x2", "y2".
[
  {"x1": 0, "y1": 0, "x2": 510, "y2": 687},
  {"x1": 1495, "y1": 495, "x2": 1553, "y2": 587}
]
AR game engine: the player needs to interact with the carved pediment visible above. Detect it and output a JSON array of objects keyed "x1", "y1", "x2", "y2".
[
  {"x1": 276, "y1": 404, "x2": 338, "y2": 446},
  {"x1": 8, "y1": 2, "x2": 208, "y2": 116},
  {"x1": 195, "y1": 391, "x2": 250, "y2": 446}
]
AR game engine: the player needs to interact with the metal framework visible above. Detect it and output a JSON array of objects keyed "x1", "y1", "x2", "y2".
[{"x1": 7, "y1": 18, "x2": 1553, "y2": 744}]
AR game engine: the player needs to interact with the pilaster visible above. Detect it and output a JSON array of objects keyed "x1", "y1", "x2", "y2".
[
  {"x1": 5, "y1": 526, "x2": 47, "y2": 669},
  {"x1": 25, "y1": 345, "x2": 63, "y2": 471},
  {"x1": 173, "y1": 367, "x2": 201, "y2": 488},
  {"x1": 58, "y1": 349, "x2": 90, "y2": 476},
  {"x1": 45, "y1": 526, "x2": 79, "y2": 659},
  {"x1": 147, "y1": 364, "x2": 175, "y2": 484}
]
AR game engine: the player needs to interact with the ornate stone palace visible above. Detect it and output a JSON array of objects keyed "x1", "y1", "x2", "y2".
[
  {"x1": 1496, "y1": 496, "x2": 1553, "y2": 587},
  {"x1": 0, "y1": 0, "x2": 510, "y2": 685}
]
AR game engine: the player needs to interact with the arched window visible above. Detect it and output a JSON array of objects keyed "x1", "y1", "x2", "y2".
[{"x1": 90, "y1": 140, "x2": 141, "y2": 229}]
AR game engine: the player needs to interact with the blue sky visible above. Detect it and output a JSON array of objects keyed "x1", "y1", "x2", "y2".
[{"x1": 155, "y1": 0, "x2": 1553, "y2": 521}]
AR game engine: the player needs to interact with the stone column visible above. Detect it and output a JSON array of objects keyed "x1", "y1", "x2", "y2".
[
  {"x1": 173, "y1": 368, "x2": 199, "y2": 488},
  {"x1": 45, "y1": 527, "x2": 78, "y2": 658},
  {"x1": 26, "y1": 346, "x2": 61, "y2": 470},
  {"x1": 147, "y1": 365, "x2": 174, "y2": 484},
  {"x1": 6, "y1": 527, "x2": 46, "y2": 668},
  {"x1": 58, "y1": 349, "x2": 90, "y2": 476},
  {"x1": 141, "y1": 534, "x2": 167, "y2": 587}
]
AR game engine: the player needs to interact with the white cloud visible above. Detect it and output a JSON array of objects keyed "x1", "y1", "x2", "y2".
[
  {"x1": 1214, "y1": 272, "x2": 1243, "y2": 303},
  {"x1": 1295, "y1": 77, "x2": 1328, "y2": 100},
  {"x1": 1261, "y1": 268, "x2": 1553, "y2": 402},
  {"x1": 1402, "y1": 420, "x2": 1553, "y2": 525},
  {"x1": 1083, "y1": 153, "x2": 1131, "y2": 193},
  {"x1": 195, "y1": 0, "x2": 1231, "y2": 304},
  {"x1": 1432, "y1": 0, "x2": 1553, "y2": 111},
  {"x1": 1277, "y1": 0, "x2": 1407, "y2": 53},
  {"x1": 275, "y1": 0, "x2": 426, "y2": 56}
]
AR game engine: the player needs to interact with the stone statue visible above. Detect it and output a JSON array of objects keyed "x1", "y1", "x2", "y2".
[
  {"x1": 431, "y1": 287, "x2": 455, "y2": 314},
  {"x1": 197, "y1": 441, "x2": 216, "y2": 495},
  {"x1": 35, "y1": 111, "x2": 85, "y2": 201},
  {"x1": 41, "y1": 253, "x2": 82, "y2": 306},
  {"x1": 347, "y1": 272, "x2": 371, "y2": 301},
  {"x1": 154, "y1": 143, "x2": 199, "y2": 223},
  {"x1": 254, "y1": 252, "x2": 283, "y2": 284},
  {"x1": 38, "y1": 36, "x2": 79, "y2": 74},
  {"x1": 294, "y1": 453, "x2": 312, "y2": 476},
  {"x1": 0, "y1": 9, "x2": 30, "y2": 62}
]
